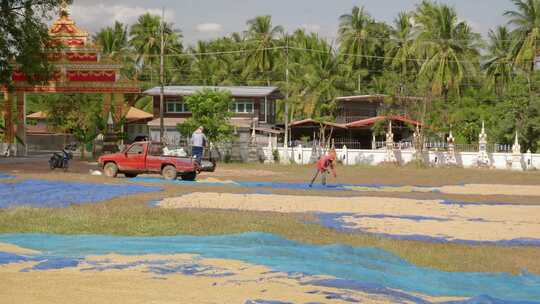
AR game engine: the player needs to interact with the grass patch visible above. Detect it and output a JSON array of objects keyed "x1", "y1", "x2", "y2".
[{"x1": 0, "y1": 199, "x2": 538, "y2": 275}]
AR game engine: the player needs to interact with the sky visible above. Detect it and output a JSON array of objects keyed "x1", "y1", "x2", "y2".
[{"x1": 66, "y1": 0, "x2": 515, "y2": 45}]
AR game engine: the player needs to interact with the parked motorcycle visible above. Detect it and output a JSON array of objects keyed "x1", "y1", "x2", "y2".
[{"x1": 49, "y1": 149, "x2": 73, "y2": 171}]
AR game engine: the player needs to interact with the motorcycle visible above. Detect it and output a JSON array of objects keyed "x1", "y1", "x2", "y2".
[{"x1": 49, "y1": 149, "x2": 73, "y2": 171}]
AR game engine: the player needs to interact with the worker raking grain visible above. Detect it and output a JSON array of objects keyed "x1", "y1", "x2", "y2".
[{"x1": 309, "y1": 149, "x2": 337, "y2": 187}]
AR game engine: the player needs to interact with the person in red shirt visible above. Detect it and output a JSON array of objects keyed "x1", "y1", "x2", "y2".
[{"x1": 309, "y1": 149, "x2": 337, "y2": 187}]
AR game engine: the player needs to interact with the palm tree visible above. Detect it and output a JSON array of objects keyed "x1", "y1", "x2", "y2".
[
  {"x1": 484, "y1": 26, "x2": 515, "y2": 94},
  {"x1": 414, "y1": 1, "x2": 481, "y2": 98},
  {"x1": 244, "y1": 15, "x2": 284, "y2": 84},
  {"x1": 189, "y1": 41, "x2": 218, "y2": 85},
  {"x1": 129, "y1": 13, "x2": 183, "y2": 84},
  {"x1": 337, "y1": 6, "x2": 377, "y2": 69},
  {"x1": 93, "y1": 21, "x2": 129, "y2": 59},
  {"x1": 504, "y1": 0, "x2": 540, "y2": 74},
  {"x1": 386, "y1": 12, "x2": 417, "y2": 94},
  {"x1": 93, "y1": 22, "x2": 136, "y2": 80}
]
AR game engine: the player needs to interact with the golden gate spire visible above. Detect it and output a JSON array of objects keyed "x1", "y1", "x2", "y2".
[{"x1": 59, "y1": 0, "x2": 69, "y2": 16}]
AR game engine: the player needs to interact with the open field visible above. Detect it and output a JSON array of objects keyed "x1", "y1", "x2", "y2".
[{"x1": 1, "y1": 159, "x2": 540, "y2": 302}]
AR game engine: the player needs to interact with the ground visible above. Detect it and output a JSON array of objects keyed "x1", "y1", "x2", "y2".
[{"x1": 1, "y1": 156, "x2": 540, "y2": 303}]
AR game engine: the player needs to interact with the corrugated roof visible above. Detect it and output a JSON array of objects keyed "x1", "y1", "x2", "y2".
[
  {"x1": 336, "y1": 94, "x2": 424, "y2": 103},
  {"x1": 290, "y1": 119, "x2": 347, "y2": 129},
  {"x1": 335, "y1": 95, "x2": 386, "y2": 102},
  {"x1": 144, "y1": 86, "x2": 280, "y2": 98},
  {"x1": 346, "y1": 115, "x2": 422, "y2": 128}
]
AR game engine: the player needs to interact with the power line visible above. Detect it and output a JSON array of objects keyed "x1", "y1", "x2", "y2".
[{"x1": 132, "y1": 45, "x2": 532, "y2": 66}]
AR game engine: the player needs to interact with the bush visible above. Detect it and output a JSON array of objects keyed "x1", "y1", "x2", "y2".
[{"x1": 272, "y1": 149, "x2": 280, "y2": 162}]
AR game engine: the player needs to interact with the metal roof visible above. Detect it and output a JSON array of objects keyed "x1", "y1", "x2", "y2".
[
  {"x1": 289, "y1": 119, "x2": 347, "y2": 129},
  {"x1": 346, "y1": 115, "x2": 423, "y2": 128},
  {"x1": 336, "y1": 94, "x2": 423, "y2": 102},
  {"x1": 144, "y1": 86, "x2": 280, "y2": 98},
  {"x1": 335, "y1": 94, "x2": 387, "y2": 102}
]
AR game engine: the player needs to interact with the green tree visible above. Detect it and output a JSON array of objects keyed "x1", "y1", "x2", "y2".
[
  {"x1": 189, "y1": 41, "x2": 219, "y2": 85},
  {"x1": 93, "y1": 21, "x2": 136, "y2": 80},
  {"x1": 386, "y1": 12, "x2": 417, "y2": 94},
  {"x1": 245, "y1": 15, "x2": 284, "y2": 84},
  {"x1": 505, "y1": 0, "x2": 540, "y2": 74},
  {"x1": 177, "y1": 89, "x2": 234, "y2": 143},
  {"x1": 0, "y1": 0, "x2": 68, "y2": 89},
  {"x1": 483, "y1": 26, "x2": 516, "y2": 93},
  {"x1": 414, "y1": 1, "x2": 481, "y2": 98},
  {"x1": 93, "y1": 21, "x2": 129, "y2": 58},
  {"x1": 44, "y1": 94, "x2": 104, "y2": 159},
  {"x1": 129, "y1": 13, "x2": 183, "y2": 86},
  {"x1": 337, "y1": 6, "x2": 377, "y2": 69}
]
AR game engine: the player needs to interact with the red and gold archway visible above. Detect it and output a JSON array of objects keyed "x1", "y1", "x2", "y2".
[{"x1": 1, "y1": 4, "x2": 139, "y2": 155}]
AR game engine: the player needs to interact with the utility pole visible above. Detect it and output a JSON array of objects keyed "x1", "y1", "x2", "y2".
[
  {"x1": 283, "y1": 34, "x2": 290, "y2": 163},
  {"x1": 159, "y1": 7, "x2": 165, "y2": 142}
]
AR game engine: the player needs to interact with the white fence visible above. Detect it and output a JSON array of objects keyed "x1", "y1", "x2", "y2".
[{"x1": 270, "y1": 146, "x2": 540, "y2": 170}]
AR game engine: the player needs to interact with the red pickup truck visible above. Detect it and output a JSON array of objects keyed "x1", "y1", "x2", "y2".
[{"x1": 98, "y1": 141, "x2": 214, "y2": 180}]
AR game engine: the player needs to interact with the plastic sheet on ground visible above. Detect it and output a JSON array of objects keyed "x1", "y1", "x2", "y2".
[
  {"x1": 0, "y1": 172, "x2": 14, "y2": 179},
  {"x1": 0, "y1": 232, "x2": 539, "y2": 303},
  {"x1": 0, "y1": 179, "x2": 162, "y2": 208}
]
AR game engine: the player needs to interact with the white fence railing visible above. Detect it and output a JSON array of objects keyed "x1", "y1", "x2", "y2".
[{"x1": 271, "y1": 146, "x2": 538, "y2": 170}]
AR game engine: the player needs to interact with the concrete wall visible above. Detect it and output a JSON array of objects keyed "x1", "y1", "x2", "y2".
[
  {"x1": 27, "y1": 134, "x2": 75, "y2": 152},
  {"x1": 270, "y1": 146, "x2": 540, "y2": 171}
]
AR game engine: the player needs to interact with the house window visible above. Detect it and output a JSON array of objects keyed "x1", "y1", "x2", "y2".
[
  {"x1": 233, "y1": 101, "x2": 254, "y2": 113},
  {"x1": 166, "y1": 102, "x2": 189, "y2": 113}
]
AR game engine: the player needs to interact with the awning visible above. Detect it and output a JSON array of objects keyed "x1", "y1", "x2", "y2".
[
  {"x1": 27, "y1": 111, "x2": 48, "y2": 119},
  {"x1": 124, "y1": 107, "x2": 153, "y2": 122}
]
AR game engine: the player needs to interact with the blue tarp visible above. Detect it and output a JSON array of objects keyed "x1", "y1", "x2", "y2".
[
  {"x1": 316, "y1": 213, "x2": 540, "y2": 246},
  {"x1": 0, "y1": 179, "x2": 162, "y2": 208},
  {"x1": 0, "y1": 233, "x2": 539, "y2": 303},
  {"x1": 0, "y1": 172, "x2": 14, "y2": 179}
]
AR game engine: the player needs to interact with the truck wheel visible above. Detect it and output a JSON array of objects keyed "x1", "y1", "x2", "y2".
[
  {"x1": 104, "y1": 162, "x2": 118, "y2": 178},
  {"x1": 124, "y1": 173, "x2": 138, "y2": 178},
  {"x1": 162, "y1": 165, "x2": 177, "y2": 180},
  {"x1": 180, "y1": 171, "x2": 197, "y2": 181}
]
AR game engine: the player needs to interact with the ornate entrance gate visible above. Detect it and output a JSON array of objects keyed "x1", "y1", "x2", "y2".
[{"x1": 1, "y1": 4, "x2": 139, "y2": 156}]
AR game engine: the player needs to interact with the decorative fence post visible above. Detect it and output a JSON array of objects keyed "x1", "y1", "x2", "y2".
[
  {"x1": 264, "y1": 134, "x2": 274, "y2": 164},
  {"x1": 247, "y1": 123, "x2": 259, "y2": 162},
  {"x1": 476, "y1": 121, "x2": 490, "y2": 167},
  {"x1": 296, "y1": 144, "x2": 303, "y2": 164},
  {"x1": 371, "y1": 134, "x2": 376, "y2": 150},
  {"x1": 446, "y1": 131, "x2": 457, "y2": 166},
  {"x1": 309, "y1": 140, "x2": 321, "y2": 163},
  {"x1": 385, "y1": 121, "x2": 397, "y2": 163},
  {"x1": 526, "y1": 149, "x2": 534, "y2": 170},
  {"x1": 412, "y1": 124, "x2": 422, "y2": 161},
  {"x1": 342, "y1": 145, "x2": 349, "y2": 165},
  {"x1": 511, "y1": 132, "x2": 523, "y2": 171}
]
